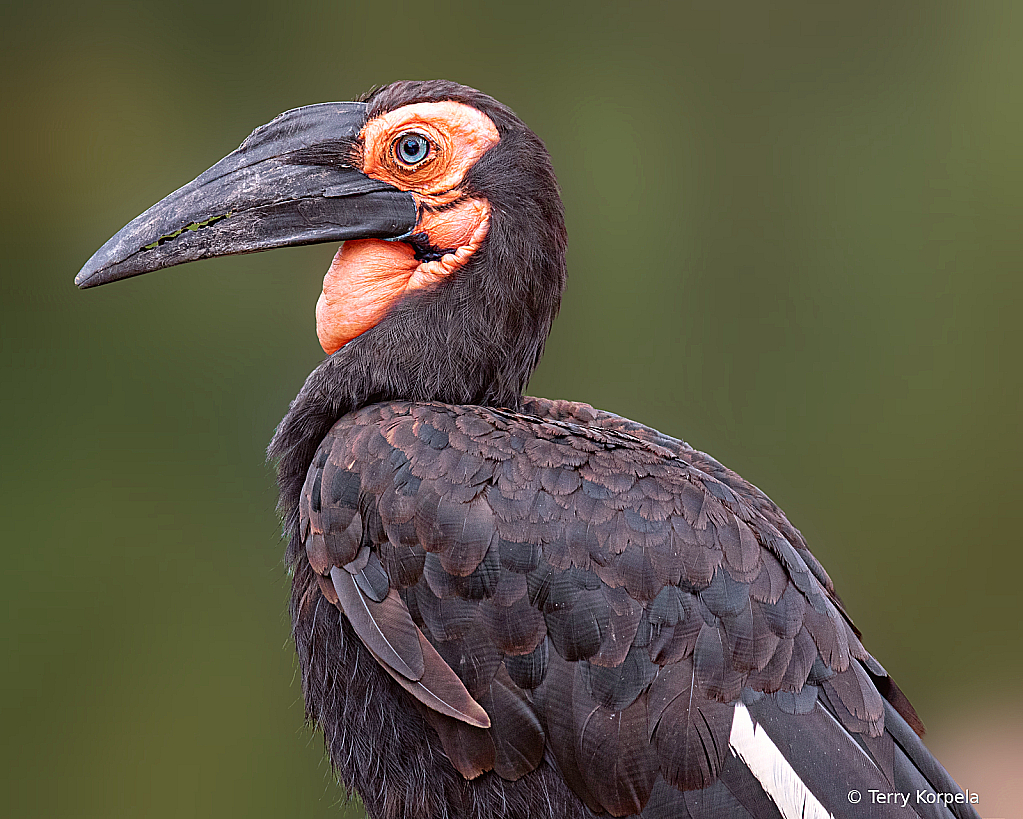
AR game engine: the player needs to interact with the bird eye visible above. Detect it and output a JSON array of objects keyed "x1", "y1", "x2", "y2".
[{"x1": 393, "y1": 132, "x2": 431, "y2": 167}]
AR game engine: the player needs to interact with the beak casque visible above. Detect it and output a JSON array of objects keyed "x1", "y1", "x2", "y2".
[{"x1": 76, "y1": 102, "x2": 418, "y2": 289}]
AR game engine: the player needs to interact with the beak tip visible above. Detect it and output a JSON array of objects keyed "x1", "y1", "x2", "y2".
[
  {"x1": 75, "y1": 259, "x2": 106, "y2": 289},
  {"x1": 76, "y1": 243, "x2": 125, "y2": 288}
]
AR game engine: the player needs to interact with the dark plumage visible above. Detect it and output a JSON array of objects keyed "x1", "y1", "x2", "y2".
[
  {"x1": 287, "y1": 396, "x2": 971, "y2": 818},
  {"x1": 79, "y1": 80, "x2": 979, "y2": 819}
]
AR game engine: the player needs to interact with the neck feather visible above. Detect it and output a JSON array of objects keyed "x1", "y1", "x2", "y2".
[{"x1": 270, "y1": 239, "x2": 564, "y2": 531}]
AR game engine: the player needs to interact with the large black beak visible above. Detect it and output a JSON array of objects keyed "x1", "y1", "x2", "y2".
[{"x1": 76, "y1": 102, "x2": 418, "y2": 289}]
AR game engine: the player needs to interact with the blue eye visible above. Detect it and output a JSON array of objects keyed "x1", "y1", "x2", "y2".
[{"x1": 394, "y1": 132, "x2": 431, "y2": 166}]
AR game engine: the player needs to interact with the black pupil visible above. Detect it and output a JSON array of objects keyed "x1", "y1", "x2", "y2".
[{"x1": 399, "y1": 135, "x2": 428, "y2": 164}]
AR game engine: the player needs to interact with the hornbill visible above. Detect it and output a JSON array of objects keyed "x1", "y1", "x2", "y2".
[{"x1": 77, "y1": 81, "x2": 979, "y2": 819}]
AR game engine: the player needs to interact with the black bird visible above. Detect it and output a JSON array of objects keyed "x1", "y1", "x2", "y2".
[{"x1": 78, "y1": 80, "x2": 979, "y2": 819}]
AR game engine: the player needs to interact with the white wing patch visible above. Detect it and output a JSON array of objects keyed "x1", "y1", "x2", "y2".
[{"x1": 728, "y1": 702, "x2": 834, "y2": 819}]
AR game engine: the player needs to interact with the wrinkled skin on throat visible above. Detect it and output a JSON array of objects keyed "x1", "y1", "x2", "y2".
[
  {"x1": 316, "y1": 200, "x2": 490, "y2": 354},
  {"x1": 315, "y1": 101, "x2": 499, "y2": 354}
]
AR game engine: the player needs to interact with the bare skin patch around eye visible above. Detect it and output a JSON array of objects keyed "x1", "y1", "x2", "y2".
[
  {"x1": 314, "y1": 102, "x2": 499, "y2": 355},
  {"x1": 360, "y1": 102, "x2": 499, "y2": 199}
]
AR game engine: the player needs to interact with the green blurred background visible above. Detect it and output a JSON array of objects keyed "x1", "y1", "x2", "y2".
[{"x1": 3, "y1": 1, "x2": 1021, "y2": 816}]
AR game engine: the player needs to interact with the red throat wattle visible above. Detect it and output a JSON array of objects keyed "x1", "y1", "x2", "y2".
[{"x1": 315, "y1": 198, "x2": 490, "y2": 354}]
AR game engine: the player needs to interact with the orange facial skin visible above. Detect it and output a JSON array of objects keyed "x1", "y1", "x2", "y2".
[
  {"x1": 360, "y1": 102, "x2": 500, "y2": 200},
  {"x1": 315, "y1": 102, "x2": 500, "y2": 355}
]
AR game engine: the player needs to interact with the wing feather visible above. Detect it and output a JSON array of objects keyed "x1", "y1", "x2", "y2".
[{"x1": 287, "y1": 398, "x2": 970, "y2": 818}]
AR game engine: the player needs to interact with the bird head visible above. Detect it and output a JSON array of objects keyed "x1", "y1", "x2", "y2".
[{"x1": 77, "y1": 80, "x2": 567, "y2": 406}]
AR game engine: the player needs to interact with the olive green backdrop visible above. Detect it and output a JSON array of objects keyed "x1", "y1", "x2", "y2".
[{"x1": 3, "y1": 2, "x2": 1021, "y2": 817}]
